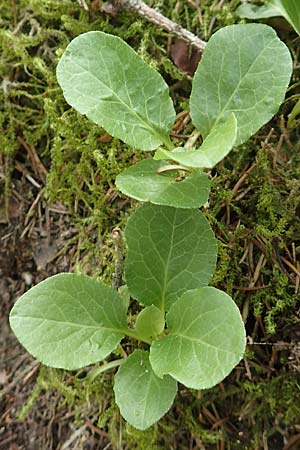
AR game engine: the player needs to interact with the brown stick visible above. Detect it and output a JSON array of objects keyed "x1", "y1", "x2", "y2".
[
  {"x1": 79, "y1": 0, "x2": 207, "y2": 52},
  {"x1": 79, "y1": 0, "x2": 207, "y2": 50},
  {"x1": 116, "y1": 0, "x2": 206, "y2": 51}
]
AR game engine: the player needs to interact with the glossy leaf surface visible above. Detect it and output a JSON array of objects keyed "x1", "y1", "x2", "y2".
[{"x1": 135, "y1": 305, "x2": 165, "y2": 340}]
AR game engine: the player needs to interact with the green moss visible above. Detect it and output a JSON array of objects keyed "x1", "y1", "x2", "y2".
[
  {"x1": 242, "y1": 376, "x2": 300, "y2": 434},
  {"x1": 158, "y1": 0, "x2": 243, "y2": 41},
  {"x1": 18, "y1": 383, "x2": 43, "y2": 421}
]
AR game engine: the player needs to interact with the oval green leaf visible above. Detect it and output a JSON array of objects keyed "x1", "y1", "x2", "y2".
[
  {"x1": 155, "y1": 113, "x2": 237, "y2": 168},
  {"x1": 236, "y1": 3, "x2": 281, "y2": 20},
  {"x1": 135, "y1": 305, "x2": 165, "y2": 340},
  {"x1": 9, "y1": 273, "x2": 128, "y2": 370},
  {"x1": 116, "y1": 159, "x2": 211, "y2": 207},
  {"x1": 125, "y1": 204, "x2": 217, "y2": 311},
  {"x1": 190, "y1": 24, "x2": 292, "y2": 145},
  {"x1": 150, "y1": 287, "x2": 246, "y2": 389},
  {"x1": 114, "y1": 350, "x2": 177, "y2": 430},
  {"x1": 56, "y1": 31, "x2": 175, "y2": 151}
]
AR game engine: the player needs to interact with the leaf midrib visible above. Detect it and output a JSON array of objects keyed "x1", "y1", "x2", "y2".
[
  {"x1": 170, "y1": 332, "x2": 237, "y2": 356},
  {"x1": 67, "y1": 59, "x2": 169, "y2": 146},
  {"x1": 160, "y1": 209, "x2": 177, "y2": 311},
  {"x1": 140, "y1": 368, "x2": 154, "y2": 428},
  {"x1": 12, "y1": 315, "x2": 124, "y2": 334},
  {"x1": 211, "y1": 37, "x2": 276, "y2": 130}
]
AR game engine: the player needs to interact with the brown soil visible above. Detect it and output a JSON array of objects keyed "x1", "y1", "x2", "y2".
[{"x1": 0, "y1": 156, "x2": 111, "y2": 449}]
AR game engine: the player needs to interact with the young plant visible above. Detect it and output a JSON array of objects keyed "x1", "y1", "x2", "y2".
[{"x1": 10, "y1": 24, "x2": 292, "y2": 430}]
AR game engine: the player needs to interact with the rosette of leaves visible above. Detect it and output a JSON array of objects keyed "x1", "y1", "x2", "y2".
[
  {"x1": 10, "y1": 204, "x2": 246, "y2": 429},
  {"x1": 9, "y1": 24, "x2": 293, "y2": 430}
]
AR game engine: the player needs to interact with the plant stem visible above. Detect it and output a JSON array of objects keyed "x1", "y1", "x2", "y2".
[
  {"x1": 111, "y1": 228, "x2": 124, "y2": 289},
  {"x1": 81, "y1": 359, "x2": 124, "y2": 382},
  {"x1": 162, "y1": 134, "x2": 175, "y2": 151},
  {"x1": 156, "y1": 164, "x2": 191, "y2": 173},
  {"x1": 123, "y1": 328, "x2": 152, "y2": 345}
]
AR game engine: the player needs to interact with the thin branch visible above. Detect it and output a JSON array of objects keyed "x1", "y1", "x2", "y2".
[
  {"x1": 110, "y1": 0, "x2": 207, "y2": 52},
  {"x1": 77, "y1": 0, "x2": 206, "y2": 51}
]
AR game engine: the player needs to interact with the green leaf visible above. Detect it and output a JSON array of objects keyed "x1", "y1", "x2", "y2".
[
  {"x1": 236, "y1": 1, "x2": 300, "y2": 35},
  {"x1": 135, "y1": 305, "x2": 165, "y2": 340},
  {"x1": 114, "y1": 350, "x2": 177, "y2": 430},
  {"x1": 56, "y1": 31, "x2": 175, "y2": 151},
  {"x1": 125, "y1": 204, "x2": 217, "y2": 311},
  {"x1": 154, "y1": 113, "x2": 237, "y2": 168},
  {"x1": 190, "y1": 24, "x2": 292, "y2": 145},
  {"x1": 116, "y1": 159, "x2": 211, "y2": 207},
  {"x1": 118, "y1": 285, "x2": 131, "y2": 311},
  {"x1": 287, "y1": 98, "x2": 300, "y2": 129},
  {"x1": 150, "y1": 287, "x2": 246, "y2": 389},
  {"x1": 9, "y1": 274, "x2": 128, "y2": 370},
  {"x1": 236, "y1": 3, "x2": 281, "y2": 20},
  {"x1": 272, "y1": 0, "x2": 300, "y2": 35}
]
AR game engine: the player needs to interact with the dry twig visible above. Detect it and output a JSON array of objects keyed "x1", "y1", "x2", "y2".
[
  {"x1": 113, "y1": 0, "x2": 206, "y2": 51},
  {"x1": 78, "y1": 0, "x2": 207, "y2": 51}
]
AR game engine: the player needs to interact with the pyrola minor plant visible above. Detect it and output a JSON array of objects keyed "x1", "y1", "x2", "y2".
[{"x1": 10, "y1": 24, "x2": 292, "y2": 429}]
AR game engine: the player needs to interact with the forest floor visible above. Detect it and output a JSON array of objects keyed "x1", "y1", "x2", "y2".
[{"x1": 0, "y1": 1, "x2": 300, "y2": 449}]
